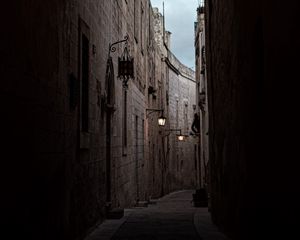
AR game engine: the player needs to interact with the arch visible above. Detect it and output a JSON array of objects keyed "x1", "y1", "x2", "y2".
[{"x1": 105, "y1": 56, "x2": 116, "y2": 110}]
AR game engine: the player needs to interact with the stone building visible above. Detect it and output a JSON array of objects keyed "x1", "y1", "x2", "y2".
[
  {"x1": 151, "y1": 7, "x2": 197, "y2": 196},
  {"x1": 165, "y1": 51, "x2": 197, "y2": 192},
  {"x1": 203, "y1": 0, "x2": 300, "y2": 239},
  {"x1": 0, "y1": 1, "x2": 196, "y2": 240},
  {"x1": 194, "y1": 3, "x2": 209, "y2": 191}
]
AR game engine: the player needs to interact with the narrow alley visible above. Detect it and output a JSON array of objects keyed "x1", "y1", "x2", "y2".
[
  {"x1": 85, "y1": 190, "x2": 227, "y2": 240},
  {"x1": 1, "y1": 0, "x2": 300, "y2": 240}
]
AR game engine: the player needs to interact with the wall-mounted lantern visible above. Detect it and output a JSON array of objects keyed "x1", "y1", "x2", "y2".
[
  {"x1": 109, "y1": 35, "x2": 134, "y2": 89},
  {"x1": 158, "y1": 116, "x2": 166, "y2": 126},
  {"x1": 177, "y1": 134, "x2": 185, "y2": 141},
  {"x1": 146, "y1": 108, "x2": 166, "y2": 126}
]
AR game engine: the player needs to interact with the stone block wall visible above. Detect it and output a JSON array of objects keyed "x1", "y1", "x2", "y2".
[
  {"x1": 195, "y1": 7, "x2": 209, "y2": 190},
  {"x1": 1, "y1": 1, "x2": 77, "y2": 239},
  {"x1": 205, "y1": 0, "x2": 300, "y2": 239},
  {"x1": 0, "y1": 1, "x2": 197, "y2": 239},
  {"x1": 166, "y1": 64, "x2": 197, "y2": 193}
]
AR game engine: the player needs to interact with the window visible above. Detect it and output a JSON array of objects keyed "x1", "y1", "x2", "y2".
[
  {"x1": 141, "y1": 3, "x2": 144, "y2": 53},
  {"x1": 135, "y1": 115, "x2": 140, "y2": 200},
  {"x1": 184, "y1": 103, "x2": 189, "y2": 134},
  {"x1": 122, "y1": 89, "x2": 128, "y2": 155},
  {"x1": 79, "y1": 18, "x2": 90, "y2": 133},
  {"x1": 142, "y1": 119, "x2": 144, "y2": 161},
  {"x1": 81, "y1": 34, "x2": 89, "y2": 132},
  {"x1": 134, "y1": 0, "x2": 139, "y2": 43}
]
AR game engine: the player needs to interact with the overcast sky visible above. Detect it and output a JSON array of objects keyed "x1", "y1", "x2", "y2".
[{"x1": 150, "y1": 0, "x2": 199, "y2": 69}]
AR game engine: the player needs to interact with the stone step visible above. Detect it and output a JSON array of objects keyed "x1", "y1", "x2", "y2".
[
  {"x1": 107, "y1": 208, "x2": 124, "y2": 219},
  {"x1": 135, "y1": 201, "x2": 148, "y2": 208}
]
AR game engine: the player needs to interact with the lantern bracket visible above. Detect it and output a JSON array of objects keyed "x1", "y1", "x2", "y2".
[
  {"x1": 164, "y1": 129, "x2": 182, "y2": 135},
  {"x1": 146, "y1": 108, "x2": 164, "y2": 118},
  {"x1": 109, "y1": 35, "x2": 129, "y2": 56},
  {"x1": 163, "y1": 129, "x2": 185, "y2": 141}
]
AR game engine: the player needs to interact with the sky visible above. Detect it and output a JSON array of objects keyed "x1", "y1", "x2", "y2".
[{"x1": 150, "y1": 0, "x2": 199, "y2": 69}]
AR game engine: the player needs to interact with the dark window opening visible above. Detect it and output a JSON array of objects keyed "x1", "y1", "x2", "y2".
[
  {"x1": 122, "y1": 89, "x2": 128, "y2": 155},
  {"x1": 81, "y1": 34, "x2": 89, "y2": 132},
  {"x1": 134, "y1": 0, "x2": 139, "y2": 43}
]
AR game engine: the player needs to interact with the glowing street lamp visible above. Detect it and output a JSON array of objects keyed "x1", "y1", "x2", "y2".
[
  {"x1": 146, "y1": 109, "x2": 166, "y2": 126},
  {"x1": 177, "y1": 134, "x2": 184, "y2": 141},
  {"x1": 164, "y1": 129, "x2": 185, "y2": 141},
  {"x1": 158, "y1": 115, "x2": 166, "y2": 126}
]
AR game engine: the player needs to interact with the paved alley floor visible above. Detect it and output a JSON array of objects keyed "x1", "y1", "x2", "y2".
[{"x1": 85, "y1": 190, "x2": 229, "y2": 240}]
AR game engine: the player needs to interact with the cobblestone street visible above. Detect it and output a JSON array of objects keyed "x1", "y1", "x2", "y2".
[{"x1": 85, "y1": 190, "x2": 228, "y2": 240}]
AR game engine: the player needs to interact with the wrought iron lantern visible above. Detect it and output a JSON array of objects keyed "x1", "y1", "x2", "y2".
[
  {"x1": 118, "y1": 45, "x2": 134, "y2": 83},
  {"x1": 164, "y1": 129, "x2": 185, "y2": 141},
  {"x1": 109, "y1": 35, "x2": 134, "y2": 89},
  {"x1": 158, "y1": 115, "x2": 166, "y2": 126},
  {"x1": 146, "y1": 108, "x2": 166, "y2": 126},
  {"x1": 177, "y1": 134, "x2": 185, "y2": 141}
]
